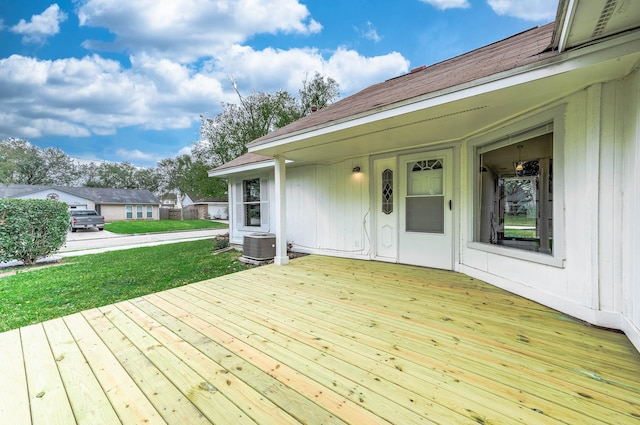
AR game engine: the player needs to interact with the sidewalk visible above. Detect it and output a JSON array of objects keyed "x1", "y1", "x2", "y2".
[{"x1": 1, "y1": 228, "x2": 229, "y2": 269}]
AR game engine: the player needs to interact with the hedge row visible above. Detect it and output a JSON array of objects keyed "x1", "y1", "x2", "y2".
[{"x1": 0, "y1": 198, "x2": 69, "y2": 265}]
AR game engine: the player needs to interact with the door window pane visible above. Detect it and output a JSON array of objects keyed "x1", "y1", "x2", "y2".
[
  {"x1": 408, "y1": 160, "x2": 443, "y2": 195},
  {"x1": 406, "y1": 158, "x2": 445, "y2": 234},
  {"x1": 382, "y1": 169, "x2": 393, "y2": 215}
]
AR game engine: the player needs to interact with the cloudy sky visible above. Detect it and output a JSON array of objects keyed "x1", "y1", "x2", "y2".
[{"x1": 1, "y1": 0, "x2": 558, "y2": 167}]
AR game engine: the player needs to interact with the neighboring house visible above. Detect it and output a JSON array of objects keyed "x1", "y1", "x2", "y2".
[
  {"x1": 0, "y1": 185, "x2": 161, "y2": 222},
  {"x1": 210, "y1": 1, "x2": 640, "y2": 353},
  {"x1": 182, "y1": 193, "x2": 229, "y2": 220}
]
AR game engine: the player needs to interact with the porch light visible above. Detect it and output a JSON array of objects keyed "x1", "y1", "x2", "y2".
[
  {"x1": 352, "y1": 166, "x2": 361, "y2": 173},
  {"x1": 515, "y1": 145, "x2": 524, "y2": 174}
]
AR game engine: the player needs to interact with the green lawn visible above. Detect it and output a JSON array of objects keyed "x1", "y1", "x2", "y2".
[
  {"x1": 0, "y1": 240, "x2": 249, "y2": 332},
  {"x1": 105, "y1": 219, "x2": 227, "y2": 234}
]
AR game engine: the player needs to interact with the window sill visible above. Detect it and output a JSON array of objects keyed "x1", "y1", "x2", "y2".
[{"x1": 466, "y1": 242, "x2": 565, "y2": 268}]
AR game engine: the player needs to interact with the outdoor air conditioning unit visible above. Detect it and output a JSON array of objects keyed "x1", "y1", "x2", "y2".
[{"x1": 243, "y1": 233, "x2": 276, "y2": 261}]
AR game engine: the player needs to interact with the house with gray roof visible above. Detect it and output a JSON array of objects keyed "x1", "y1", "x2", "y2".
[
  {"x1": 0, "y1": 185, "x2": 161, "y2": 222},
  {"x1": 211, "y1": 1, "x2": 640, "y2": 353}
]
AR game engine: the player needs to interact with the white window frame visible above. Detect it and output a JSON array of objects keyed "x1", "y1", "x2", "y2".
[
  {"x1": 126, "y1": 205, "x2": 133, "y2": 219},
  {"x1": 235, "y1": 176, "x2": 269, "y2": 232},
  {"x1": 136, "y1": 205, "x2": 143, "y2": 219},
  {"x1": 466, "y1": 106, "x2": 566, "y2": 267},
  {"x1": 146, "y1": 205, "x2": 153, "y2": 218}
]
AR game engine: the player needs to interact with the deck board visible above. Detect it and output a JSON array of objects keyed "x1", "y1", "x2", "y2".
[
  {"x1": 2, "y1": 255, "x2": 639, "y2": 424},
  {"x1": 0, "y1": 329, "x2": 31, "y2": 425}
]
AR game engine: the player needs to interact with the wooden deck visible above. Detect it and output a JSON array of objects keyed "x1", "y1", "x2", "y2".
[{"x1": 1, "y1": 255, "x2": 639, "y2": 424}]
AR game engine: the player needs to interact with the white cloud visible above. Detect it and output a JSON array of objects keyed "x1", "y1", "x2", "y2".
[
  {"x1": 0, "y1": 54, "x2": 225, "y2": 138},
  {"x1": 10, "y1": 4, "x2": 68, "y2": 43},
  {"x1": 77, "y1": 0, "x2": 322, "y2": 63},
  {"x1": 116, "y1": 148, "x2": 163, "y2": 163},
  {"x1": 420, "y1": 0, "x2": 470, "y2": 10},
  {"x1": 0, "y1": 43, "x2": 409, "y2": 141},
  {"x1": 487, "y1": 0, "x2": 557, "y2": 21},
  {"x1": 212, "y1": 45, "x2": 409, "y2": 97},
  {"x1": 359, "y1": 22, "x2": 382, "y2": 43}
]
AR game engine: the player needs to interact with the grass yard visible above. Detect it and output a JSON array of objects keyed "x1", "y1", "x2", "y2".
[
  {"x1": 0, "y1": 239, "x2": 250, "y2": 332},
  {"x1": 105, "y1": 219, "x2": 227, "y2": 234}
]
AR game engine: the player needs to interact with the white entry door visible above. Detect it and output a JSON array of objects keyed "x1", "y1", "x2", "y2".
[
  {"x1": 374, "y1": 157, "x2": 398, "y2": 262},
  {"x1": 398, "y1": 149, "x2": 454, "y2": 269}
]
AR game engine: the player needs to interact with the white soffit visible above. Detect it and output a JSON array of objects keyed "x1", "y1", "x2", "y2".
[{"x1": 559, "y1": 0, "x2": 640, "y2": 51}]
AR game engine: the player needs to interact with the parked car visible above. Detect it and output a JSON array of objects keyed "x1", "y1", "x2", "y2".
[{"x1": 69, "y1": 209, "x2": 105, "y2": 232}]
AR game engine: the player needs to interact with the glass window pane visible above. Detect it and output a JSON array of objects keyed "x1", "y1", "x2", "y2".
[
  {"x1": 243, "y1": 179, "x2": 260, "y2": 202},
  {"x1": 477, "y1": 131, "x2": 553, "y2": 254},
  {"x1": 245, "y1": 204, "x2": 261, "y2": 226},
  {"x1": 408, "y1": 162, "x2": 443, "y2": 196}
]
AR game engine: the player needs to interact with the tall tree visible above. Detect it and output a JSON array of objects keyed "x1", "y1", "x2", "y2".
[{"x1": 195, "y1": 73, "x2": 340, "y2": 168}]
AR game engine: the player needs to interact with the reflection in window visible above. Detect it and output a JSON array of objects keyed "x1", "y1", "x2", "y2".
[
  {"x1": 478, "y1": 131, "x2": 553, "y2": 254},
  {"x1": 243, "y1": 178, "x2": 261, "y2": 227},
  {"x1": 382, "y1": 169, "x2": 393, "y2": 215}
]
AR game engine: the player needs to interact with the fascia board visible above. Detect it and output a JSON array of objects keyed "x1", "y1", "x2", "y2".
[{"x1": 208, "y1": 160, "x2": 275, "y2": 177}]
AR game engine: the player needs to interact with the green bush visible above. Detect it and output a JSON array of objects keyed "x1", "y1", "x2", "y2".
[{"x1": 0, "y1": 198, "x2": 69, "y2": 265}]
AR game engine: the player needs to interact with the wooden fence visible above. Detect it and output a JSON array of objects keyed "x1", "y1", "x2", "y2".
[{"x1": 159, "y1": 208, "x2": 199, "y2": 220}]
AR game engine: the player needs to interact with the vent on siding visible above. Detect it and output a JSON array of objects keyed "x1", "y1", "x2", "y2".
[{"x1": 243, "y1": 233, "x2": 276, "y2": 260}]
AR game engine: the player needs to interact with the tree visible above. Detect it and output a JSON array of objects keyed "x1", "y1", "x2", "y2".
[
  {"x1": 133, "y1": 167, "x2": 162, "y2": 193},
  {"x1": 0, "y1": 138, "x2": 81, "y2": 186},
  {"x1": 298, "y1": 72, "x2": 340, "y2": 117},
  {"x1": 196, "y1": 73, "x2": 340, "y2": 168},
  {"x1": 85, "y1": 162, "x2": 138, "y2": 189}
]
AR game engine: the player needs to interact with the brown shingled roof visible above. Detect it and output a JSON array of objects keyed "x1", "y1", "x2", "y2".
[
  {"x1": 211, "y1": 152, "x2": 273, "y2": 172},
  {"x1": 249, "y1": 23, "x2": 557, "y2": 148}
]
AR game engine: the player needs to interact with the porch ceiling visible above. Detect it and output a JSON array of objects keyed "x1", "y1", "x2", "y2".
[
  {"x1": 252, "y1": 36, "x2": 640, "y2": 166},
  {"x1": 2, "y1": 256, "x2": 639, "y2": 424}
]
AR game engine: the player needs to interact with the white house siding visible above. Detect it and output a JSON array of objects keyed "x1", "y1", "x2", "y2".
[
  {"x1": 228, "y1": 158, "x2": 370, "y2": 258},
  {"x1": 459, "y1": 72, "x2": 640, "y2": 350},
  {"x1": 286, "y1": 158, "x2": 370, "y2": 259},
  {"x1": 623, "y1": 68, "x2": 640, "y2": 349}
]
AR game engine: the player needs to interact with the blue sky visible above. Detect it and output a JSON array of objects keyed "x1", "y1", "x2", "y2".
[{"x1": 0, "y1": 0, "x2": 558, "y2": 167}]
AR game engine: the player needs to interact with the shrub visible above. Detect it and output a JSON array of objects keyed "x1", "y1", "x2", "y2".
[{"x1": 0, "y1": 198, "x2": 69, "y2": 265}]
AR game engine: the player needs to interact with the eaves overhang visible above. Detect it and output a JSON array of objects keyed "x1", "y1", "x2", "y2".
[{"x1": 208, "y1": 159, "x2": 275, "y2": 178}]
